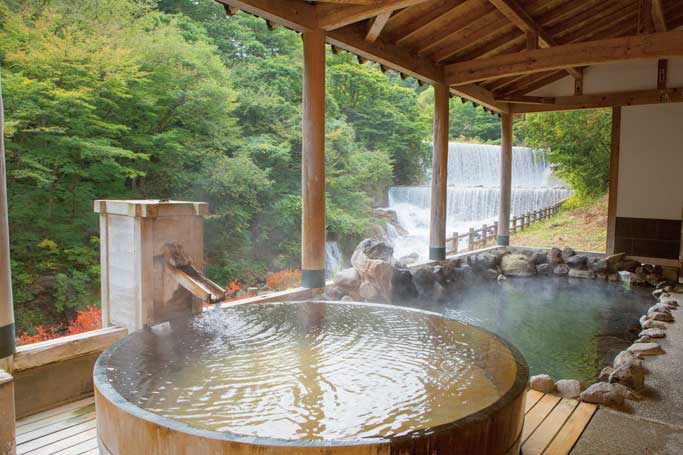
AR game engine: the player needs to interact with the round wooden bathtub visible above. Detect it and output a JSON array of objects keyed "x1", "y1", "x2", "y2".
[{"x1": 94, "y1": 300, "x2": 528, "y2": 455}]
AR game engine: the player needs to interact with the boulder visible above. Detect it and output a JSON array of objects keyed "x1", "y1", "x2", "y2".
[
  {"x1": 413, "y1": 267, "x2": 435, "y2": 292},
  {"x1": 529, "y1": 251, "x2": 548, "y2": 266},
  {"x1": 609, "y1": 362, "x2": 645, "y2": 390},
  {"x1": 340, "y1": 295, "x2": 353, "y2": 302},
  {"x1": 555, "y1": 379, "x2": 581, "y2": 398},
  {"x1": 324, "y1": 285, "x2": 344, "y2": 300},
  {"x1": 501, "y1": 253, "x2": 536, "y2": 277},
  {"x1": 359, "y1": 259, "x2": 394, "y2": 301},
  {"x1": 547, "y1": 247, "x2": 563, "y2": 265},
  {"x1": 529, "y1": 374, "x2": 555, "y2": 393},
  {"x1": 598, "y1": 366, "x2": 614, "y2": 382},
  {"x1": 659, "y1": 295, "x2": 680, "y2": 307},
  {"x1": 391, "y1": 268, "x2": 418, "y2": 303},
  {"x1": 614, "y1": 350, "x2": 642, "y2": 369},
  {"x1": 580, "y1": 382, "x2": 637, "y2": 406},
  {"x1": 641, "y1": 318, "x2": 667, "y2": 330},
  {"x1": 398, "y1": 252, "x2": 419, "y2": 265},
  {"x1": 639, "y1": 328, "x2": 666, "y2": 339},
  {"x1": 358, "y1": 281, "x2": 381, "y2": 302},
  {"x1": 432, "y1": 265, "x2": 448, "y2": 286},
  {"x1": 590, "y1": 258, "x2": 609, "y2": 273},
  {"x1": 484, "y1": 268, "x2": 499, "y2": 280},
  {"x1": 471, "y1": 253, "x2": 498, "y2": 271},
  {"x1": 566, "y1": 255, "x2": 588, "y2": 269},
  {"x1": 333, "y1": 268, "x2": 361, "y2": 291},
  {"x1": 351, "y1": 239, "x2": 394, "y2": 272},
  {"x1": 651, "y1": 302, "x2": 677, "y2": 312},
  {"x1": 627, "y1": 342, "x2": 665, "y2": 356},
  {"x1": 553, "y1": 264, "x2": 570, "y2": 276},
  {"x1": 536, "y1": 263, "x2": 552, "y2": 275},
  {"x1": 561, "y1": 247, "x2": 576, "y2": 260},
  {"x1": 568, "y1": 269, "x2": 596, "y2": 279},
  {"x1": 649, "y1": 311, "x2": 674, "y2": 322},
  {"x1": 617, "y1": 259, "x2": 641, "y2": 272}
]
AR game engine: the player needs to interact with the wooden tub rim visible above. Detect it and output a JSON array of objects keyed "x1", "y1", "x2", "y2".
[{"x1": 94, "y1": 299, "x2": 529, "y2": 449}]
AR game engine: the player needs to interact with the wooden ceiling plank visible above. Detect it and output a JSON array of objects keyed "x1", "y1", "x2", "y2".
[
  {"x1": 383, "y1": 0, "x2": 466, "y2": 42},
  {"x1": 651, "y1": 0, "x2": 667, "y2": 32},
  {"x1": 445, "y1": 30, "x2": 683, "y2": 86},
  {"x1": 217, "y1": 0, "x2": 317, "y2": 32},
  {"x1": 549, "y1": 0, "x2": 632, "y2": 41},
  {"x1": 317, "y1": 0, "x2": 430, "y2": 31},
  {"x1": 366, "y1": 11, "x2": 393, "y2": 41}
]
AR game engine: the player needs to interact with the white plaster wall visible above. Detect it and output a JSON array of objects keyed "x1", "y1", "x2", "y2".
[
  {"x1": 617, "y1": 103, "x2": 683, "y2": 220},
  {"x1": 529, "y1": 58, "x2": 683, "y2": 97}
]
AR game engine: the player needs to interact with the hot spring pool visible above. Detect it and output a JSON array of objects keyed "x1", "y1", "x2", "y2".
[
  {"x1": 411, "y1": 277, "x2": 651, "y2": 385},
  {"x1": 95, "y1": 300, "x2": 528, "y2": 454}
]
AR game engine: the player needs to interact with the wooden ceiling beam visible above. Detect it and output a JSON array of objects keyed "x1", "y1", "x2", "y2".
[
  {"x1": 445, "y1": 30, "x2": 683, "y2": 86},
  {"x1": 486, "y1": 0, "x2": 581, "y2": 79},
  {"x1": 365, "y1": 11, "x2": 392, "y2": 42},
  {"x1": 510, "y1": 86, "x2": 683, "y2": 113},
  {"x1": 449, "y1": 83, "x2": 511, "y2": 113},
  {"x1": 317, "y1": 0, "x2": 430, "y2": 31},
  {"x1": 216, "y1": 0, "x2": 317, "y2": 32},
  {"x1": 651, "y1": 0, "x2": 667, "y2": 32},
  {"x1": 382, "y1": 0, "x2": 466, "y2": 42}
]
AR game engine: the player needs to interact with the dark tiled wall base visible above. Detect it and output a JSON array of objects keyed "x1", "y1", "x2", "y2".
[{"x1": 615, "y1": 217, "x2": 681, "y2": 259}]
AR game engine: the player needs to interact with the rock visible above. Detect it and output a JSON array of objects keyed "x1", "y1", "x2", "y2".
[
  {"x1": 639, "y1": 328, "x2": 666, "y2": 339},
  {"x1": 566, "y1": 255, "x2": 588, "y2": 269},
  {"x1": 547, "y1": 247, "x2": 563, "y2": 265},
  {"x1": 605, "y1": 253, "x2": 625, "y2": 273},
  {"x1": 641, "y1": 318, "x2": 667, "y2": 330},
  {"x1": 501, "y1": 253, "x2": 536, "y2": 277},
  {"x1": 351, "y1": 239, "x2": 394, "y2": 272},
  {"x1": 614, "y1": 350, "x2": 642, "y2": 369},
  {"x1": 652, "y1": 301, "x2": 678, "y2": 312},
  {"x1": 432, "y1": 265, "x2": 448, "y2": 286},
  {"x1": 607, "y1": 273, "x2": 620, "y2": 282},
  {"x1": 590, "y1": 258, "x2": 609, "y2": 273},
  {"x1": 529, "y1": 374, "x2": 555, "y2": 393},
  {"x1": 358, "y1": 281, "x2": 381, "y2": 302},
  {"x1": 553, "y1": 264, "x2": 570, "y2": 276},
  {"x1": 561, "y1": 247, "x2": 576, "y2": 260},
  {"x1": 413, "y1": 267, "x2": 435, "y2": 293},
  {"x1": 617, "y1": 259, "x2": 641, "y2": 272},
  {"x1": 497, "y1": 274, "x2": 507, "y2": 281},
  {"x1": 599, "y1": 366, "x2": 614, "y2": 382},
  {"x1": 627, "y1": 342, "x2": 665, "y2": 356},
  {"x1": 390, "y1": 268, "x2": 418, "y2": 303},
  {"x1": 333, "y1": 268, "x2": 361, "y2": 291},
  {"x1": 359, "y1": 259, "x2": 393, "y2": 301},
  {"x1": 609, "y1": 362, "x2": 645, "y2": 390},
  {"x1": 324, "y1": 285, "x2": 344, "y2": 300},
  {"x1": 536, "y1": 263, "x2": 552, "y2": 275},
  {"x1": 555, "y1": 379, "x2": 581, "y2": 398},
  {"x1": 649, "y1": 311, "x2": 674, "y2": 322},
  {"x1": 529, "y1": 251, "x2": 547, "y2": 266},
  {"x1": 568, "y1": 268, "x2": 596, "y2": 279},
  {"x1": 340, "y1": 295, "x2": 353, "y2": 302},
  {"x1": 660, "y1": 295, "x2": 680, "y2": 307},
  {"x1": 398, "y1": 252, "x2": 419, "y2": 265},
  {"x1": 471, "y1": 253, "x2": 498, "y2": 271},
  {"x1": 484, "y1": 268, "x2": 499, "y2": 280},
  {"x1": 580, "y1": 382, "x2": 637, "y2": 406}
]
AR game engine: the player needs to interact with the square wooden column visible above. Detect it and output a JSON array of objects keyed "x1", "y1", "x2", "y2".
[
  {"x1": 429, "y1": 82, "x2": 449, "y2": 260},
  {"x1": 0, "y1": 78, "x2": 14, "y2": 371},
  {"x1": 301, "y1": 29, "x2": 326, "y2": 288},
  {"x1": 498, "y1": 113, "x2": 513, "y2": 246},
  {"x1": 606, "y1": 106, "x2": 621, "y2": 254},
  {"x1": 0, "y1": 370, "x2": 15, "y2": 455}
]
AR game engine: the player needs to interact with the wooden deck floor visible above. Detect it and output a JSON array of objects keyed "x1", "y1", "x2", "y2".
[{"x1": 15, "y1": 390, "x2": 597, "y2": 455}]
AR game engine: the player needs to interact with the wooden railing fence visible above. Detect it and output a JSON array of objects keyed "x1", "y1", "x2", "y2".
[{"x1": 445, "y1": 199, "x2": 566, "y2": 255}]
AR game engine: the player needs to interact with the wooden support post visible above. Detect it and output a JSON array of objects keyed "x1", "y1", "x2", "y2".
[
  {"x1": 0, "y1": 370, "x2": 15, "y2": 455},
  {"x1": 301, "y1": 29, "x2": 326, "y2": 288},
  {"x1": 498, "y1": 113, "x2": 513, "y2": 245},
  {"x1": 606, "y1": 106, "x2": 621, "y2": 254},
  {"x1": 482, "y1": 224, "x2": 488, "y2": 245},
  {"x1": 0, "y1": 78, "x2": 14, "y2": 373},
  {"x1": 451, "y1": 233, "x2": 459, "y2": 254},
  {"x1": 468, "y1": 227, "x2": 475, "y2": 252},
  {"x1": 429, "y1": 82, "x2": 449, "y2": 260}
]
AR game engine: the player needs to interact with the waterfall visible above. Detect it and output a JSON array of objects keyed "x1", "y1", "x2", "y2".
[
  {"x1": 386, "y1": 142, "x2": 571, "y2": 261},
  {"x1": 325, "y1": 241, "x2": 344, "y2": 278}
]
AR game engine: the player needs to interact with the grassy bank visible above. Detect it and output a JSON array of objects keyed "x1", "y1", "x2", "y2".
[{"x1": 511, "y1": 195, "x2": 608, "y2": 252}]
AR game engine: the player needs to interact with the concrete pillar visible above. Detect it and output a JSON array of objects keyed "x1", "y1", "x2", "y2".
[
  {"x1": 0, "y1": 77, "x2": 15, "y2": 372},
  {"x1": 301, "y1": 29, "x2": 326, "y2": 288},
  {"x1": 429, "y1": 82, "x2": 449, "y2": 260},
  {"x1": 0, "y1": 370, "x2": 15, "y2": 455},
  {"x1": 498, "y1": 113, "x2": 513, "y2": 246},
  {"x1": 95, "y1": 200, "x2": 208, "y2": 332}
]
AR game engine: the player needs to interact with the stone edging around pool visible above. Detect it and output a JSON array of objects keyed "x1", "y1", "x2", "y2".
[{"x1": 324, "y1": 239, "x2": 681, "y2": 407}]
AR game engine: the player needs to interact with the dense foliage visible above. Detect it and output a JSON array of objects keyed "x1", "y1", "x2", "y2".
[
  {"x1": 1, "y1": 0, "x2": 609, "y2": 336},
  {"x1": 520, "y1": 109, "x2": 612, "y2": 200}
]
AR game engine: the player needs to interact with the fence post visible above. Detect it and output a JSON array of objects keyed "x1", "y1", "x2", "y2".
[
  {"x1": 451, "y1": 233, "x2": 459, "y2": 254},
  {"x1": 482, "y1": 224, "x2": 487, "y2": 246},
  {"x1": 493, "y1": 221, "x2": 499, "y2": 239},
  {"x1": 468, "y1": 227, "x2": 475, "y2": 251},
  {"x1": 511, "y1": 216, "x2": 517, "y2": 233}
]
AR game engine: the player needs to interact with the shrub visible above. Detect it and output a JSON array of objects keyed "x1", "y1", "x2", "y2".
[{"x1": 266, "y1": 269, "x2": 301, "y2": 291}]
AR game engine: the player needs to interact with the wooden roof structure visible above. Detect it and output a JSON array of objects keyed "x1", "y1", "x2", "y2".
[{"x1": 217, "y1": 0, "x2": 683, "y2": 114}]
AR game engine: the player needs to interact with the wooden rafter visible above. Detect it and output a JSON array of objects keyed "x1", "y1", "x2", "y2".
[
  {"x1": 509, "y1": 86, "x2": 683, "y2": 113},
  {"x1": 365, "y1": 11, "x2": 392, "y2": 42},
  {"x1": 487, "y1": 0, "x2": 581, "y2": 79},
  {"x1": 651, "y1": 0, "x2": 667, "y2": 32},
  {"x1": 445, "y1": 30, "x2": 683, "y2": 86},
  {"x1": 317, "y1": 0, "x2": 429, "y2": 31},
  {"x1": 382, "y1": 0, "x2": 466, "y2": 43}
]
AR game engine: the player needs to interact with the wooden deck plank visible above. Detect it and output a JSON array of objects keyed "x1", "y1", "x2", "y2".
[
  {"x1": 18, "y1": 421, "x2": 96, "y2": 455},
  {"x1": 47, "y1": 437, "x2": 98, "y2": 455},
  {"x1": 543, "y1": 402, "x2": 598, "y2": 455},
  {"x1": 16, "y1": 398, "x2": 95, "y2": 429},
  {"x1": 81, "y1": 449, "x2": 100, "y2": 455},
  {"x1": 17, "y1": 406, "x2": 95, "y2": 439},
  {"x1": 22, "y1": 428, "x2": 97, "y2": 455},
  {"x1": 525, "y1": 390, "x2": 545, "y2": 413},
  {"x1": 522, "y1": 398, "x2": 579, "y2": 455},
  {"x1": 521, "y1": 394, "x2": 562, "y2": 444},
  {"x1": 17, "y1": 405, "x2": 95, "y2": 444}
]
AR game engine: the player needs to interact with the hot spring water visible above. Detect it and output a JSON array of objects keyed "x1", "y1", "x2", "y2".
[{"x1": 386, "y1": 143, "x2": 571, "y2": 260}]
